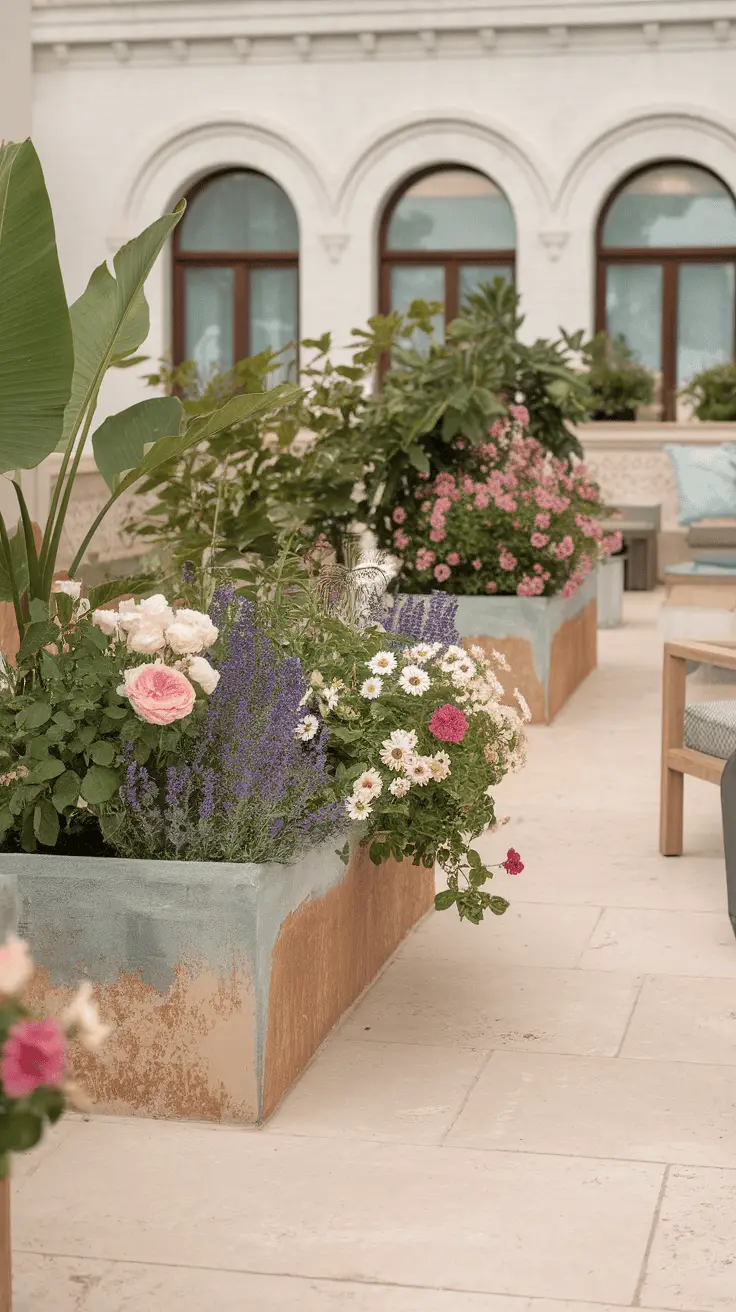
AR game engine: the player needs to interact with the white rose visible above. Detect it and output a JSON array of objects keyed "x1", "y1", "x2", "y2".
[
  {"x1": 186, "y1": 655, "x2": 221, "y2": 695},
  {"x1": 52, "y1": 579, "x2": 82, "y2": 600},
  {"x1": 127, "y1": 623, "x2": 167, "y2": 655},
  {"x1": 62, "y1": 981, "x2": 111, "y2": 1052},
  {"x1": 0, "y1": 935, "x2": 34, "y2": 996},
  {"x1": 118, "y1": 599, "x2": 138, "y2": 615},
  {"x1": 117, "y1": 603, "x2": 143, "y2": 633},
  {"x1": 92, "y1": 609, "x2": 119, "y2": 637},
  {"x1": 138, "y1": 595, "x2": 175, "y2": 628},
  {"x1": 166, "y1": 610, "x2": 218, "y2": 655}
]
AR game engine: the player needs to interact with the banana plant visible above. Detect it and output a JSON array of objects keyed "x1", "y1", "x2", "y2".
[{"x1": 0, "y1": 140, "x2": 300, "y2": 642}]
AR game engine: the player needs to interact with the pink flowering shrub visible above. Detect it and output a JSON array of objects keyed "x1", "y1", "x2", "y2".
[
  {"x1": 0, "y1": 935, "x2": 109, "y2": 1175},
  {"x1": 394, "y1": 411, "x2": 618, "y2": 600}
]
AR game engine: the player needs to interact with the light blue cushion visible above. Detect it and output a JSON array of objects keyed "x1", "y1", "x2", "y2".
[{"x1": 665, "y1": 444, "x2": 736, "y2": 526}]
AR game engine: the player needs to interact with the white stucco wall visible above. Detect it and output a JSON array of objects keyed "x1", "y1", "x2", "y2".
[{"x1": 26, "y1": 0, "x2": 736, "y2": 419}]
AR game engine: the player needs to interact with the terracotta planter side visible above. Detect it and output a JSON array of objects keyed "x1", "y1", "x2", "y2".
[
  {"x1": 4, "y1": 840, "x2": 433, "y2": 1126},
  {"x1": 263, "y1": 845, "x2": 434, "y2": 1119}
]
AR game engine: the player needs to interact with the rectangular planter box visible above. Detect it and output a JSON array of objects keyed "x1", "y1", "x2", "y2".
[
  {"x1": 597, "y1": 556, "x2": 624, "y2": 630},
  {"x1": 451, "y1": 573, "x2": 597, "y2": 724},
  {"x1": 0, "y1": 841, "x2": 433, "y2": 1125}
]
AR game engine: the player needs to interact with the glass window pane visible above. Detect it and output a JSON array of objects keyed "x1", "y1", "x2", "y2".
[
  {"x1": 605, "y1": 264, "x2": 663, "y2": 373},
  {"x1": 677, "y1": 263, "x2": 735, "y2": 386},
  {"x1": 387, "y1": 169, "x2": 515, "y2": 252},
  {"x1": 390, "y1": 265, "x2": 445, "y2": 345},
  {"x1": 459, "y1": 264, "x2": 513, "y2": 307},
  {"x1": 180, "y1": 172, "x2": 299, "y2": 252},
  {"x1": 184, "y1": 266, "x2": 234, "y2": 383},
  {"x1": 603, "y1": 164, "x2": 736, "y2": 249},
  {"x1": 250, "y1": 267, "x2": 298, "y2": 383}
]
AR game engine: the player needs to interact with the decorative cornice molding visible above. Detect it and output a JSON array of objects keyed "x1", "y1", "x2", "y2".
[{"x1": 31, "y1": 4, "x2": 736, "y2": 66}]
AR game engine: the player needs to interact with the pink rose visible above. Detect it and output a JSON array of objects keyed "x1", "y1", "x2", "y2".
[
  {"x1": 2, "y1": 1018, "x2": 65, "y2": 1098},
  {"x1": 434, "y1": 563, "x2": 451, "y2": 582},
  {"x1": 392, "y1": 507, "x2": 407, "y2": 525},
  {"x1": 429, "y1": 704, "x2": 469, "y2": 743},
  {"x1": 485, "y1": 581, "x2": 498, "y2": 594},
  {"x1": 472, "y1": 559, "x2": 482, "y2": 570},
  {"x1": 446, "y1": 552, "x2": 460, "y2": 567},
  {"x1": 122, "y1": 663, "x2": 196, "y2": 725},
  {"x1": 429, "y1": 529, "x2": 446, "y2": 543},
  {"x1": 530, "y1": 532, "x2": 549, "y2": 549},
  {"x1": 509, "y1": 403, "x2": 530, "y2": 429},
  {"x1": 393, "y1": 530, "x2": 410, "y2": 550},
  {"x1": 499, "y1": 549, "x2": 517, "y2": 572}
]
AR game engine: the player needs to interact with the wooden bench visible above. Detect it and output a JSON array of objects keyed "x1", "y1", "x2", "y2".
[{"x1": 660, "y1": 639, "x2": 736, "y2": 855}]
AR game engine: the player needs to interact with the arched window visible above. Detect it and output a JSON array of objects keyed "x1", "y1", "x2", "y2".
[
  {"x1": 379, "y1": 167, "x2": 516, "y2": 339},
  {"x1": 597, "y1": 162, "x2": 736, "y2": 419},
  {"x1": 173, "y1": 169, "x2": 299, "y2": 384}
]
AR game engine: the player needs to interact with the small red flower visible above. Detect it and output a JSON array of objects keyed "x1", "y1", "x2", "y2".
[
  {"x1": 428, "y1": 704, "x2": 469, "y2": 744},
  {"x1": 502, "y1": 848, "x2": 524, "y2": 876}
]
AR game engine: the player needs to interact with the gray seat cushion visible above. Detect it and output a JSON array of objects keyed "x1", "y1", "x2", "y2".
[
  {"x1": 684, "y1": 700, "x2": 736, "y2": 759},
  {"x1": 688, "y1": 524, "x2": 736, "y2": 549}
]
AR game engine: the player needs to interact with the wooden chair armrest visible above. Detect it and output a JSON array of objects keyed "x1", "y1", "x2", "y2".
[{"x1": 664, "y1": 640, "x2": 736, "y2": 672}]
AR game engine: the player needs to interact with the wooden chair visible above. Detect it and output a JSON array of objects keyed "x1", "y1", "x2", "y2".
[{"x1": 660, "y1": 639, "x2": 736, "y2": 855}]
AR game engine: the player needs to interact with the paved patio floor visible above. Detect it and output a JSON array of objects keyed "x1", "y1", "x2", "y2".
[{"x1": 10, "y1": 592, "x2": 736, "y2": 1311}]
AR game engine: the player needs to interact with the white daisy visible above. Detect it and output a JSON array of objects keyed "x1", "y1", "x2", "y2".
[
  {"x1": 429, "y1": 751, "x2": 451, "y2": 781},
  {"x1": 322, "y1": 686, "x2": 339, "y2": 711},
  {"x1": 346, "y1": 796, "x2": 373, "y2": 820},
  {"x1": 399, "y1": 665, "x2": 431, "y2": 696},
  {"x1": 353, "y1": 768, "x2": 383, "y2": 800},
  {"x1": 360, "y1": 676, "x2": 384, "y2": 700},
  {"x1": 294, "y1": 714, "x2": 319, "y2": 742},
  {"x1": 405, "y1": 755, "x2": 433, "y2": 786},
  {"x1": 368, "y1": 650, "x2": 397, "y2": 676},
  {"x1": 379, "y1": 728, "x2": 418, "y2": 771},
  {"x1": 445, "y1": 644, "x2": 467, "y2": 661},
  {"x1": 389, "y1": 777, "x2": 411, "y2": 798},
  {"x1": 406, "y1": 643, "x2": 433, "y2": 664}
]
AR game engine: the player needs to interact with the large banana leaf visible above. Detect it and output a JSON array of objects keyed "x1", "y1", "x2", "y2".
[
  {"x1": 92, "y1": 396, "x2": 183, "y2": 491},
  {"x1": 61, "y1": 201, "x2": 185, "y2": 449},
  {"x1": 0, "y1": 141, "x2": 74, "y2": 472}
]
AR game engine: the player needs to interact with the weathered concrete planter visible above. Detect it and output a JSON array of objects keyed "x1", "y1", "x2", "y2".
[
  {"x1": 1, "y1": 841, "x2": 433, "y2": 1124},
  {"x1": 452, "y1": 573, "x2": 597, "y2": 723},
  {"x1": 0, "y1": 1176, "x2": 9, "y2": 1312}
]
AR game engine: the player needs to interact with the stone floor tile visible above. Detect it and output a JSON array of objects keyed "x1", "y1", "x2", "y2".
[
  {"x1": 578, "y1": 908, "x2": 736, "y2": 977},
  {"x1": 10, "y1": 1253, "x2": 111, "y2": 1311},
  {"x1": 80, "y1": 1266, "x2": 531, "y2": 1311},
  {"x1": 265, "y1": 1041, "x2": 487, "y2": 1143},
  {"x1": 340, "y1": 960, "x2": 641, "y2": 1056},
  {"x1": 640, "y1": 1164, "x2": 736, "y2": 1310},
  {"x1": 446, "y1": 1050, "x2": 736, "y2": 1167},
  {"x1": 398, "y1": 904, "x2": 602, "y2": 970},
  {"x1": 622, "y1": 976, "x2": 736, "y2": 1065},
  {"x1": 13, "y1": 1120, "x2": 663, "y2": 1304}
]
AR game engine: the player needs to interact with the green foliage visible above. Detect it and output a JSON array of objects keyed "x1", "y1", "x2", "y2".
[
  {"x1": 249, "y1": 550, "x2": 526, "y2": 923},
  {"x1": 366, "y1": 282, "x2": 591, "y2": 551},
  {"x1": 125, "y1": 327, "x2": 394, "y2": 578},
  {"x1": 680, "y1": 362, "x2": 736, "y2": 421},
  {"x1": 0, "y1": 596, "x2": 206, "y2": 854},
  {"x1": 584, "y1": 332, "x2": 654, "y2": 420},
  {"x1": 0, "y1": 138, "x2": 299, "y2": 656},
  {"x1": 0, "y1": 141, "x2": 74, "y2": 472}
]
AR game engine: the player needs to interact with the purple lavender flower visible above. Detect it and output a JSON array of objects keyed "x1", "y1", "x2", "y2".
[{"x1": 384, "y1": 592, "x2": 460, "y2": 646}]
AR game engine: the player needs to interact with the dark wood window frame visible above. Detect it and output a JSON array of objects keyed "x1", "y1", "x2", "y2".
[
  {"x1": 595, "y1": 162, "x2": 736, "y2": 422},
  {"x1": 172, "y1": 168, "x2": 299, "y2": 369},
  {"x1": 378, "y1": 167, "x2": 516, "y2": 325}
]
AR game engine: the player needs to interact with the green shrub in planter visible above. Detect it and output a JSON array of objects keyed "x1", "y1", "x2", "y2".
[
  {"x1": 680, "y1": 362, "x2": 736, "y2": 421},
  {"x1": 584, "y1": 332, "x2": 654, "y2": 421}
]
